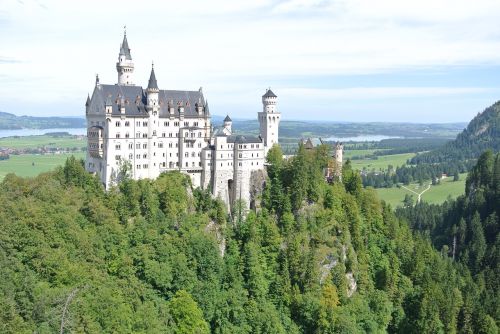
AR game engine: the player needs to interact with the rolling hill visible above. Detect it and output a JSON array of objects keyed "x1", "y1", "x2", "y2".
[{"x1": 411, "y1": 101, "x2": 500, "y2": 164}]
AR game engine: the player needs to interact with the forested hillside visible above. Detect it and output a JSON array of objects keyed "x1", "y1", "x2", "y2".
[
  {"x1": 0, "y1": 148, "x2": 497, "y2": 333},
  {"x1": 411, "y1": 101, "x2": 500, "y2": 164},
  {"x1": 0, "y1": 111, "x2": 85, "y2": 129},
  {"x1": 396, "y1": 150, "x2": 499, "y2": 333}
]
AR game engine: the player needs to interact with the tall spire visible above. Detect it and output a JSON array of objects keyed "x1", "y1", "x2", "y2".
[
  {"x1": 119, "y1": 28, "x2": 132, "y2": 60},
  {"x1": 147, "y1": 62, "x2": 159, "y2": 90},
  {"x1": 116, "y1": 28, "x2": 134, "y2": 85}
]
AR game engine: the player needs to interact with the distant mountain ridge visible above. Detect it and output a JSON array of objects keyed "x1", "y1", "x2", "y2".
[
  {"x1": 0, "y1": 111, "x2": 86, "y2": 130},
  {"x1": 411, "y1": 101, "x2": 500, "y2": 164}
]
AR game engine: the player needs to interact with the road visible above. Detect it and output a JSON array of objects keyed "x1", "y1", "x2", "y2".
[{"x1": 401, "y1": 184, "x2": 431, "y2": 203}]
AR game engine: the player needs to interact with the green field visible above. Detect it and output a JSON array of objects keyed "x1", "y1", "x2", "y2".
[
  {"x1": 0, "y1": 153, "x2": 85, "y2": 180},
  {"x1": 0, "y1": 134, "x2": 86, "y2": 149},
  {"x1": 350, "y1": 153, "x2": 416, "y2": 171},
  {"x1": 375, "y1": 173, "x2": 467, "y2": 208}
]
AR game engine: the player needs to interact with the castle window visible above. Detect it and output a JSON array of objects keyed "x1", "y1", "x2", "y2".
[
  {"x1": 191, "y1": 152, "x2": 195, "y2": 157},
  {"x1": 169, "y1": 133, "x2": 172, "y2": 137},
  {"x1": 256, "y1": 162, "x2": 259, "y2": 165},
  {"x1": 129, "y1": 153, "x2": 133, "y2": 159},
  {"x1": 143, "y1": 154, "x2": 147, "y2": 158},
  {"x1": 115, "y1": 155, "x2": 121, "y2": 160},
  {"x1": 198, "y1": 143, "x2": 201, "y2": 148},
  {"x1": 239, "y1": 153, "x2": 242, "y2": 158},
  {"x1": 239, "y1": 162, "x2": 242, "y2": 166},
  {"x1": 136, "y1": 121, "x2": 140, "y2": 126},
  {"x1": 115, "y1": 144, "x2": 121, "y2": 150},
  {"x1": 199, "y1": 162, "x2": 201, "y2": 166},
  {"x1": 186, "y1": 162, "x2": 188, "y2": 167},
  {"x1": 136, "y1": 154, "x2": 140, "y2": 159},
  {"x1": 185, "y1": 152, "x2": 189, "y2": 157},
  {"x1": 143, "y1": 164, "x2": 148, "y2": 168},
  {"x1": 153, "y1": 130, "x2": 157, "y2": 136},
  {"x1": 158, "y1": 142, "x2": 163, "y2": 148},
  {"x1": 143, "y1": 144, "x2": 147, "y2": 149},
  {"x1": 137, "y1": 165, "x2": 141, "y2": 169},
  {"x1": 125, "y1": 121, "x2": 130, "y2": 126},
  {"x1": 174, "y1": 122, "x2": 179, "y2": 126},
  {"x1": 143, "y1": 133, "x2": 147, "y2": 138},
  {"x1": 175, "y1": 143, "x2": 178, "y2": 148},
  {"x1": 184, "y1": 122, "x2": 189, "y2": 126},
  {"x1": 116, "y1": 133, "x2": 120, "y2": 138},
  {"x1": 125, "y1": 133, "x2": 129, "y2": 138},
  {"x1": 115, "y1": 121, "x2": 120, "y2": 127},
  {"x1": 136, "y1": 132, "x2": 140, "y2": 138},
  {"x1": 136, "y1": 143, "x2": 140, "y2": 149},
  {"x1": 192, "y1": 162, "x2": 195, "y2": 167},
  {"x1": 162, "y1": 133, "x2": 166, "y2": 137},
  {"x1": 175, "y1": 133, "x2": 178, "y2": 137},
  {"x1": 169, "y1": 143, "x2": 172, "y2": 148},
  {"x1": 143, "y1": 121, "x2": 148, "y2": 126}
]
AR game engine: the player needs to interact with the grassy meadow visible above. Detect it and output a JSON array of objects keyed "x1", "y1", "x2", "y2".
[
  {"x1": 375, "y1": 173, "x2": 467, "y2": 208},
  {"x1": 0, "y1": 134, "x2": 86, "y2": 150},
  {"x1": 349, "y1": 152, "x2": 416, "y2": 171},
  {"x1": 0, "y1": 153, "x2": 85, "y2": 180}
]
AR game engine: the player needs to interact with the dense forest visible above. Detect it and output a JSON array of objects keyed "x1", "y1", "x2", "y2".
[
  {"x1": 396, "y1": 151, "x2": 499, "y2": 332},
  {"x1": 0, "y1": 146, "x2": 498, "y2": 333}
]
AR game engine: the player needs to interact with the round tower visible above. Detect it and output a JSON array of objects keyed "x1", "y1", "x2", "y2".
[
  {"x1": 116, "y1": 30, "x2": 135, "y2": 85},
  {"x1": 258, "y1": 88, "x2": 281, "y2": 155}
]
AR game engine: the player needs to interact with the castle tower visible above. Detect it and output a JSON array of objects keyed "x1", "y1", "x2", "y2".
[
  {"x1": 146, "y1": 63, "x2": 159, "y2": 108},
  {"x1": 258, "y1": 88, "x2": 281, "y2": 155},
  {"x1": 116, "y1": 30, "x2": 135, "y2": 85},
  {"x1": 223, "y1": 115, "x2": 232, "y2": 134}
]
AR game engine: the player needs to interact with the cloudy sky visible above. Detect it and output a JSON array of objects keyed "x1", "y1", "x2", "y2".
[{"x1": 1, "y1": 0, "x2": 500, "y2": 122}]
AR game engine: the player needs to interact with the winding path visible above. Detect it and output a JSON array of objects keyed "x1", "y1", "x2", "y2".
[{"x1": 401, "y1": 183, "x2": 431, "y2": 203}]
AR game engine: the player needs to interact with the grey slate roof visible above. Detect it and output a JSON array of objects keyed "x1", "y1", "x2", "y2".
[
  {"x1": 263, "y1": 88, "x2": 277, "y2": 98},
  {"x1": 227, "y1": 135, "x2": 262, "y2": 144},
  {"x1": 94, "y1": 84, "x2": 206, "y2": 117},
  {"x1": 224, "y1": 115, "x2": 232, "y2": 122},
  {"x1": 147, "y1": 67, "x2": 159, "y2": 90},
  {"x1": 120, "y1": 34, "x2": 132, "y2": 60},
  {"x1": 85, "y1": 94, "x2": 90, "y2": 107}
]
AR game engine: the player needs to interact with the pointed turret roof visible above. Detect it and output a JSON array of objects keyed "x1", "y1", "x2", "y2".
[
  {"x1": 147, "y1": 64, "x2": 159, "y2": 90},
  {"x1": 204, "y1": 100, "x2": 210, "y2": 115},
  {"x1": 224, "y1": 115, "x2": 232, "y2": 122},
  {"x1": 85, "y1": 94, "x2": 90, "y2": 107},
  {"x1": 263, "y1": 88, "x2": 277, "y2": 98},
  {"x1": 119, "y1": 33, "x2": 132, "y2": 60}
]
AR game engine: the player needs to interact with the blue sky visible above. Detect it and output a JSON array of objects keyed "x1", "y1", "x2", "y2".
[{"x1": 1, "y1": 0, "x2": 500, "y2": 122}]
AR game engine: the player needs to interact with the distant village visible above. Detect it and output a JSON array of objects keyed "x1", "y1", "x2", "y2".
[{"x1": 0, "y1": 134, "x2": 86, "y2": 160}]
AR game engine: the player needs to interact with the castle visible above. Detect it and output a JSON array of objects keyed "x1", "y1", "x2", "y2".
[{"x1": 85, "y1": 32, "x2": 280, "y2": 208}]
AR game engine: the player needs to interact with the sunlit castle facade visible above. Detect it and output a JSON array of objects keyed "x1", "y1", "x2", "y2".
[{"x1": 85, "y1": 32, "x2": 281, "y2": 208}]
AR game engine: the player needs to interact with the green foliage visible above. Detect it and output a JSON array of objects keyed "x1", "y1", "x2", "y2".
[
  {"x1": 167, "y1": 290, "x2": 210, "y2": 334},
  {"x1": 0, "y1": 151, "x2": 497, "y2": 333}
]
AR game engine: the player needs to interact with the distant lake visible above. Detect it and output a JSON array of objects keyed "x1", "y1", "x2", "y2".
[
  {"x1": 323, "y1": 135, "x2": 401, "y2": 142},
  {"x1": 0, "y1": 128, "x2": 87, "y2": 138}
]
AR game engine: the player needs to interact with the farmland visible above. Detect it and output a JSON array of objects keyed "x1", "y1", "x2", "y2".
[{"x1": 0, "y1": 153, "x2": 85, "y2": 180}]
